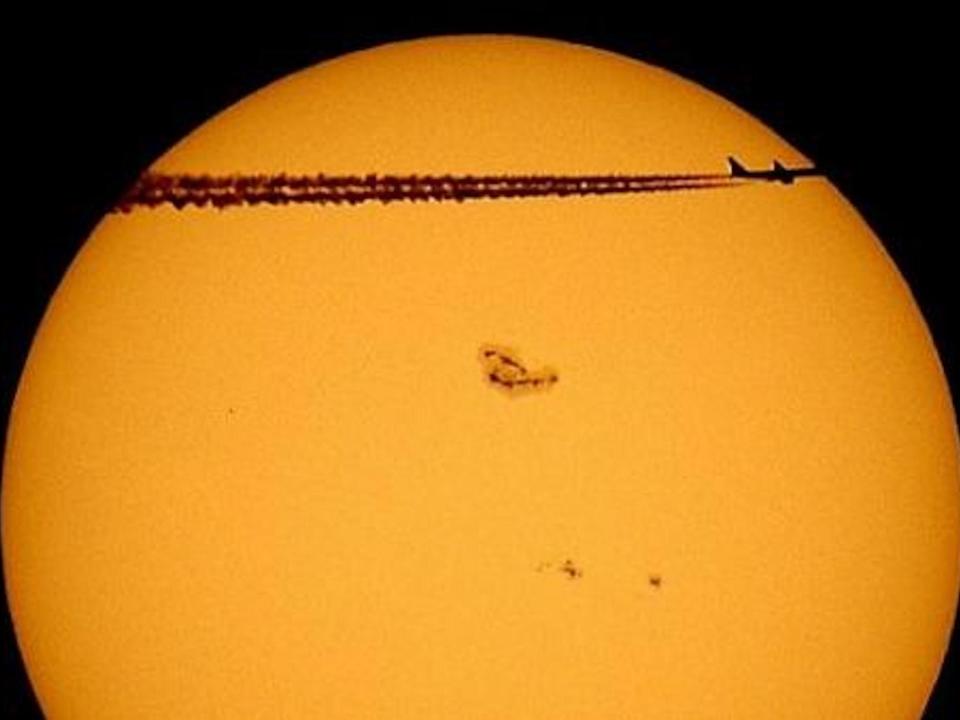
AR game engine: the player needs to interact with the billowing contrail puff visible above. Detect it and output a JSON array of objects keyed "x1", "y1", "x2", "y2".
[{"x1": 114, "y1": 171, "x2": 743, "y2": 212}]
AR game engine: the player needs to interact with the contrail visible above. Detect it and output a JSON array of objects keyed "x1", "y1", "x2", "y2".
[{"x1": 114, "y1": 171, "x2": 744, "y2": 212}]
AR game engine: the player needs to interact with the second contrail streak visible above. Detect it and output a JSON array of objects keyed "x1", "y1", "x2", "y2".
[{"x1": 114, "y1": 172, "x2": 744, "y2": 212}]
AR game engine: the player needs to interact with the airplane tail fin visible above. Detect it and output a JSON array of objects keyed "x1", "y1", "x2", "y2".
[{"x1": 728, "y1": 156, "x2": 746, "y2": 176}]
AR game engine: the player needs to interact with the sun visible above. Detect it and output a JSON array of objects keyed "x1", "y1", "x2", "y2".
[{"x1": 3, "y1": 34, "x2": 958, "y2": 719}]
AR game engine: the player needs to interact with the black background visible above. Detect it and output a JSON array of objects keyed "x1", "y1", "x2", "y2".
[{"x1": 3, "y1": 13, "x2": 956, "y2": 718}]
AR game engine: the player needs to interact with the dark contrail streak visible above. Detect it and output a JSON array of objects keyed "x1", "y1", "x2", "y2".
[{"x1": 114, "y1": 172, "x2": 744, "y2": 212}]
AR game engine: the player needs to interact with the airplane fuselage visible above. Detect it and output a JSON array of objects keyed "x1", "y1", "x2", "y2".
[{"x1": 728, "y1": 157, "x2": 821, "y2": 184}]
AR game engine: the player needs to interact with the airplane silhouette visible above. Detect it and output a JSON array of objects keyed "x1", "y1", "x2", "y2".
[{"x1": 728, "y1": 157, "x2": 822, "y2": 184}]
